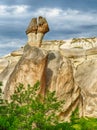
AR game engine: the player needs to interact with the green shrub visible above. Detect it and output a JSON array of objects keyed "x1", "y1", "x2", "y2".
[
  {"x1": 0, "y1": 81, "x2": 97, "y2": 130},
  {"x1": 0, "y1": 81, "x2": 3, "y2": 86},
  {"x1": 0, "y1": 81, "x2": 64, "y2": 130},
  {"x1": 71, "y1": 108, "x2": 97, "y2": 130}
]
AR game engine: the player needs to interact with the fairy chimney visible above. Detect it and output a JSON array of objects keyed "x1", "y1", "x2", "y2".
[{"x1": 26, "y1": 16, "x2": 49, "y2": 47}]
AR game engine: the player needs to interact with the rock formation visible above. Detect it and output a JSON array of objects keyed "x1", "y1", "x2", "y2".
[
  {"x1": 0, "y1": 17, "x2": 97, "y2": 121},
  {"x1": 75, "y1": 59, "x2": 97, "y2": 118},
  {"x1": 26, "y1": 16, "x2": 49, "y2": 47},
  {"x1": 3, "y1": 45, "x2": 79, "y2": 121},
  {"x1": 4, "y1": 46, "x2": 47, "y2": 101}
]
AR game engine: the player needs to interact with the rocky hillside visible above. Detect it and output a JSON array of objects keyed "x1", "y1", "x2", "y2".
[{"x1": 0, "y1": 37, "x2": 97, "y2": 121}]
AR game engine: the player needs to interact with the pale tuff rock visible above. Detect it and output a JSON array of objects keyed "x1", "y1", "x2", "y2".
[
  {"x1": 26, "y1": 16, "x2": 49, "y2": 47},
  {"x1": 1, "y1": 32, "x2": 97, "y2": 120},
  {"x1": 46, "y1": 51, "x2": 80, "y2": 121},
  {"x1": 41, "y1": 40, "x2": 62, "y2": 50},
  {"x1": 75, "y1": 59, "x2": 97, "y2": 117},
  {"x1": 4, "y1": 46, "x2": 47, "y2": 101},
  {"x1": 0, "y1": 62, "x2": 17, "y2": 92},
  {"x1": 26, "y1": 18, "x2": 37, "y2": 46},
  {"x1": 60, "y1": 37, "x2": 97, "y2": 50},
  {"x1": 0, "y1": 55, "x2": 21, "y2": 92},
  {"x1": 0, "y1": 58, "x2": 8, "y2": 73},
  {"x1": 60, "y1": 48, "x2": 86, "y2": 58},
  {"x1": 11, "y1": 47, "x2": 23, "y2": 56},
  {"x1": 1, "y1": 15, "x2": 97, "y2": 120},
  {"x1": 3, "y1": 46, "x2": 79, "y2": 121}
]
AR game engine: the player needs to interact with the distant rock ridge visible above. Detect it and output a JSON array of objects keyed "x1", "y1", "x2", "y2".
[{"x1": 1, "y1": 37, "x2": 97, "y2": 120}]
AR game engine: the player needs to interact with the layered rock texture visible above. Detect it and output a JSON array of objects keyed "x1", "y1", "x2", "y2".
[{"x1": 1, "y1": 37, "x2": 97, "y2": 120}]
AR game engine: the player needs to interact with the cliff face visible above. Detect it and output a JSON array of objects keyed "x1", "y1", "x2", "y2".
[{"x1": 1, "y1": 37, "x2": 97, "y2": 120}]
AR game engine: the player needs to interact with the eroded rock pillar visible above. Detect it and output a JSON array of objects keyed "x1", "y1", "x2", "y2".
[
  {"x1": 25, "y1": 16, "x2": 49, "y2": 47},
  {"x1": 25, "y1": 18, "x2": 37, "y2": 46}
]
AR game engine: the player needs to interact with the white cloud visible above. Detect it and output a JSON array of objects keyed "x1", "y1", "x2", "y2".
[
  {"x1": 34, "y1": 8, "x2": 62, "y2": 17},
  {"x1": 0, "y1": 5, "x2": 97, "y2": 26},
  {"x1": 0, "y1": 6, "x2": 97, "y2": 39},
  {"x1": 0, "y1": 5, "x2": 29, "y2": 16},
  {"x1": 14, "y1": 6, "x2": 28, "y2": 14},
  {"x1": 33, "y1": 8, "x2": 80, "y2": 17},
  {"x1": 0, "y1": 5, "x2": 97, "y2": 56},
  {"x1": 31, "y1": 7, "x2": 97, "y2": 30},
  {"x1": 0, "y1": 6, "x2": 97, "y2": 42}
]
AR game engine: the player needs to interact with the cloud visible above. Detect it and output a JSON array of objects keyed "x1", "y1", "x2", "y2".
[
  {"x1": 0, "y1": 38, "x2": 25, "y2": 57},
  {"x1": 33, "y1": 8, "x2": 63, "y2": 17},
  {"x1": 0, "y1": 5, "x2": 29, "y2": 17},
  {"x1": 0, "y1": 5, "x2": 97, "y2": 56},
  {"x1": 32, "y1": 7, "x2": 97, "y2": 28},
  {"x1": 32, "y1": 7, "x2": 97, "y2": 38},
  {"x1": 0, "y1": 5, "x2": 97, "y2": 25},
  {"x1": 0, "y1": 6, "x2": 97, "y2": 38}
]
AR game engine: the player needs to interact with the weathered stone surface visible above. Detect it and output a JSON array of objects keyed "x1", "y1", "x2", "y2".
[
  {"x1": 25, "y1": 18, "x2": 37, "y2": 34},
  {"x1": 1, "y1": 37, "x2": 97, "y2": 120},
  {"x1": 4, "y1": 46, "x2": 47, "y2": 101},
  {"x1": 3, "y1": 46, "x2": 80, "y2": 121},
  {"x1": 0, "y1": 58, "x2": 8, "y2": 73},
  {"x1": 0, "y1": 55, "x2": 21, "y2": 92},
  {"x1": 60, "y1": 37, "x2": 97, "y2": 50},
  {"x1": 41, "y1": 40, "x2": 62, "y2": 51},
  {"x1": 11, "y1": 47, "x2": 23, "y2": 56},
  {"x1": 37, "y1": 16, "x2": 49, "y2": 34},
  {"x1": 60, "y1": 48, "x2": 86, "y2": 58},
  {"x1": 75, "y1": 59, "x2": 97, "y2": 117},
  {"x1": 0, "y1": 62, "x2": 17, "y2": 92},
  {"x1": 86, "y1": 47, "x2": 97, "y2": 55},
  {"x1": 46, "y1": 51, "x2": 80, "y2": 121},
  {"x1": 26, "y1": 16, "x2": 49, "y2": 47}
]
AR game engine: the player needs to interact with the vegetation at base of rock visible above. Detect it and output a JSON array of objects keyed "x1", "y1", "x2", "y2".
[
  {"x1": 0, "y1": 81, "x2": 64, "y2": 130},
  {"x1": 0, "y1": 82, "x2": 97, "y2": 130},
  {"x1": 0, "y1": 81, "x2": 2, "y2": 86}
]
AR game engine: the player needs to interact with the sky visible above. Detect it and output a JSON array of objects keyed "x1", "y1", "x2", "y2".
[{"x1": 0, "y1": 0, "x2": 97, "y2": 57}]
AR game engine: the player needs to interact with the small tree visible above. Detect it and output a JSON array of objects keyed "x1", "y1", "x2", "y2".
[{"x1": 0, "y1": 81, "x2": 64, "y2": 130}]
